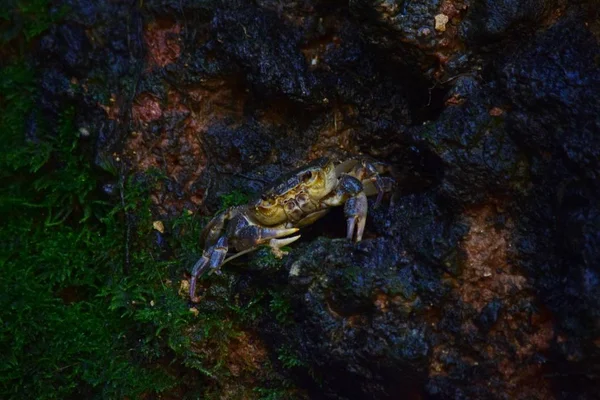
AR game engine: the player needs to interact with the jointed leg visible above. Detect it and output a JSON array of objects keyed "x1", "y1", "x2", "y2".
[
  {"x1": 337, "y1": 158, "x2": 395, "y2": 208},
  {"x1": 353, "y1": 160, "x2": 394, "y2": 208},
  {"x1": 191, "y1": 222, "x2": 301, "y2": 301},
  {"x1": 362, "y1": 176, "x2": 395, "y2": 207},
  {"x1": 321, "y1": 174, "x2": 369, "y2": 242},
  {"x1": 190, "y1": 236, "x2": 228, "y2": 302},
  {"x1": 345, "y1": 192, "x2": 368, "y2": 241}
]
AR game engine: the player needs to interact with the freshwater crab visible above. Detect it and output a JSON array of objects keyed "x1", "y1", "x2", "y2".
[{"x1": 189, "y1": 157, "x2": 394, "y2": 301}]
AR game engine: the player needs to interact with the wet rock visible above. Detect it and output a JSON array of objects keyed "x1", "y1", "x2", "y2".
[
  {"x1": 499, "y1": 13, "x2": 600, "y2": 397},
  {"x1": 461, "y1": 0, "x2": 566, "y2": 41},
  {"x1": 310, "y1": 20, "x2": 413, "y2": 154},
  {"x1": 204, "y1": 122, "x2": 272, "y2": 170},
  {"x1": 284, "y1": 237, "x2": 436, "y2": 400},
  {"x1": 501, "y1": 15, "x2": 600, "y2": 184},
  {"x1": 425, "y1": 205, "x2": 556, "y2": 400},
  {"x1": 237, "y1": 190, "x2": 466, "y2": 399},
  {"x1": 30, "y1": 0, "x2": 600, "y2": 398},
  {"x1": 39, "y1": 24, "x2": 91, "y2": 75},
  {"x1": 372, "y1": 192, "x2": 468, "y2": 273},
  {"x1": 476, "y1": 297, "x2": 503, "y2": 333},
  {"x1": 409, "y1": 88, "x2": 530, "y2": 204},
  {"x1": 209, "y1": 3, "x2": 315, "y2": 101},
  {"x1": 35, "y1": 0, "x2": 146, "y2": 169},
  {"x1": 349, "y1": 0, "x2": 470, "y2": 80},
  {"x1": 502, "y1": 13, "x2": 600, "y2": 316}
]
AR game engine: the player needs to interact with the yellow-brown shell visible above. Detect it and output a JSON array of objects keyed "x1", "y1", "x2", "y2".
[{"x1": 250, "y1": 157, "x2": 337, "y2": 225}]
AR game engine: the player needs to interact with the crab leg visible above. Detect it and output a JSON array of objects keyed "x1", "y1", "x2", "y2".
[
  {"x1": 220, "y1": 233, "x2": 301, "y2": 265},
  {"x1": 363, "y1": 176, "x2": 395, "y2": 207},
  {"x1": 189, "y1": 256, "x2": 209, "y2": 301},
  {"x1": 321, "y1": 174, "x2": 370, "y2": 242},
  {"x1": 190, "y1": 236, "x2": 229, "y2": 301},
  {"x1": 345, "y1": 192, "x2": 368, "y2": 241},
  {"x1": 352, "y1": 160, "x2": 394, "y2": 208},
  {"x1": 208, "y1": 236, "x2": 229, "y2": 274},
  {"x1": 200, "y1": 207, "x2": 238, "y2": 247},
  {"x1": 191, "y1": 224, "x2": 301, "y2": 300}
]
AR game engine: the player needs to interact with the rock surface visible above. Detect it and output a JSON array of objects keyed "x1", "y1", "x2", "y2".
[{"x1": 33, "y1": 0, "x2": 600, "y2": 398}]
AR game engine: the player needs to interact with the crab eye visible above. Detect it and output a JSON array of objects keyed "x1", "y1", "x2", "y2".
[
  {"x1": 302, "y1": 170, "x2": 318, "y2": 184},
  {"x1": 255, "y1": 196, "x2": 274, "y2": 211},
  {"x1": 260, "y1": 199, "x2": 274, "y2": 207}
]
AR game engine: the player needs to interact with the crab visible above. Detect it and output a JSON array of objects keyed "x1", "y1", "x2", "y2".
[{"x1": 189, "y1": 157, "x2": 395, "y2": 301}]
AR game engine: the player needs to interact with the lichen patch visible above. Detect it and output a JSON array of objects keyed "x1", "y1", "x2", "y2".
[
  {"x1": 309, "y1": 104, "x2": 360, "y2": 159},
  {"x1": 459, "y1": 205, "x2": 526, "y2": 312},
  {"x1": 144, "y1": 19, "x2": 181, "y2": 68},
  {"x1": 429, "y1": 204, "x2": 556, "y2": 399},
  {"x1": 226, "y1": 331, "x2": 268, "y2": 377},
  {"x1": 125, "y1": 76, "x2": 247, "y2": 215}
]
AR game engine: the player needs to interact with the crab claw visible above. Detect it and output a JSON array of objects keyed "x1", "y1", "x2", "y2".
[
  {"x1": 345, "y1": 192, "x2": 368, "y2": 242},
  {"x1": 269, "y1": 234, "x2": 302, "y2": 258},
  {"x1": 189, "y1": 236, "x2": 229, "y2": 302},
  {"x1": 254, "y1": 226, "x2": 300, "y2": 258},
  {"x1": 260, "y1": 227, "x2": 300, "y2": 241},
  {"x1": 232, "y1": 225, "x2": 299, "y2": 249}
]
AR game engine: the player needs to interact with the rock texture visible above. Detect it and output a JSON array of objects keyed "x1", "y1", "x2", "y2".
[{"x1": 34, "y1": 0, "x2": 600, "y2": 398}]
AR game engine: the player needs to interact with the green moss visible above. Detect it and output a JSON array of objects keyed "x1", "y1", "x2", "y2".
[
  {"x1": 218, "y1": 189, "x2": 250, "y2": 210},
  {"x1": 5, "y1": 0, "x2": 68, "y2": 43},
  {"x1": 0, "y1": 119, "x2": 190, "y2": 398},
  {"x1": 0, "y1": 39, "x2": 190, "y2": 400},
  {"x1": 253, "y1": 386, "x2": 296, "y2": 400},
  {"x1": 249, "y1": 246, "x2": 291, "y2": 273},
  {"x1": 277, "y1": 346, "x2": 305, "y2": 369},
  {"x1": 269, "y1": 290, "x2": 293, "y2": 326},
  {"x1": 0, "y1": 5, "x2": 305, "y2": 399}
]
